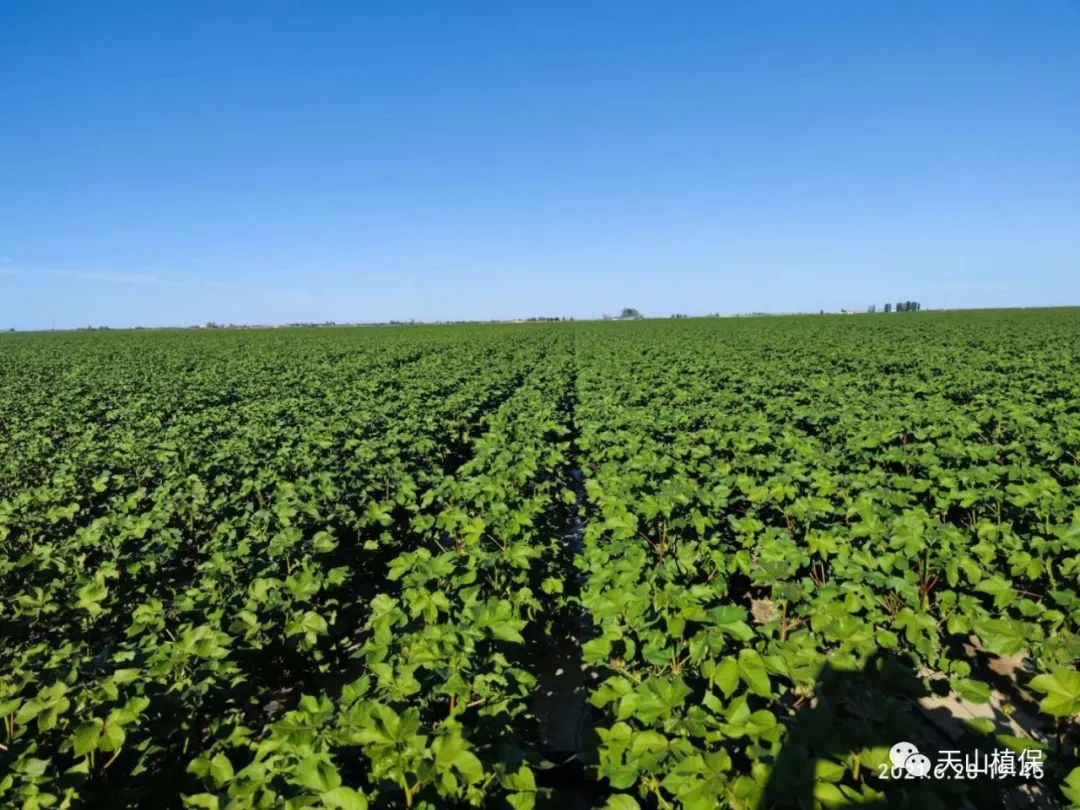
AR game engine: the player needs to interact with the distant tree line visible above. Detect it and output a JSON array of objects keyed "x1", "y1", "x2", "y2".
[
  {"x1": 831, "y1": 303, "x2": 925, "y2": 315},
  {"x1": 884, "y1": 301, "x2": 921, "y2": 312},
  {"x1": 873, "y1": 302, "x2": 922, "y2": 313}
]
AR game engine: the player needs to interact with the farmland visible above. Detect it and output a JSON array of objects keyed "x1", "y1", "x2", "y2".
[{"x1": 1, "y1": 309, "x2": 1079, "y2": 809}]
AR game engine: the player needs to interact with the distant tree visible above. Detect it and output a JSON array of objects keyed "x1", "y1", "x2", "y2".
[
  {"x1": 619, "y1": 307, "x2": 643, "y2": 320},
  {"x1": 868, "y1": 304, "x2": 877, "y2": 313},
  {"x1": 884, "y1": 303, "x2": 892, "y2": 313}
]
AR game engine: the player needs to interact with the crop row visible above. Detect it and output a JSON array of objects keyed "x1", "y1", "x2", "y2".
[{"x1": 2, "y1": 328, "x2": 572, "y2": 808}]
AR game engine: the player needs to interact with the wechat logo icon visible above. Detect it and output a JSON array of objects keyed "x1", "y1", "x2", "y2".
[{"x1": 886, "y1": 742, "x2": 931, "y2": 778}]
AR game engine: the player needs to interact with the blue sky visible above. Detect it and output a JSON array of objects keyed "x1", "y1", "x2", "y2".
[{"x1": 2, "y1": 1, "x2": 1078, "y2": 328}]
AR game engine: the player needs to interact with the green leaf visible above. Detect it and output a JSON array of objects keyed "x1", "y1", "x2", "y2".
[
  {"x1": 975, "y1": 575, "x2": 1015, "y2": 608},
  {"x1": 745, "y1": 709, "x2": 777, "y2": 738},
  {"x1": 508, "y1": 794, "x2": 536, "y2": 810},
  {"x1": 75, "y1": 578, "x2": 108, "y2": 616},
  {"x1": 813, "y1": 782, "x2": 847, "y2": 806},
  {"x1": 503, "y1": 765, "x2": 536, "y2": 792},
  {"x1": 299, "y1": 611, "x2": 329, "y2": 636},
  {"x1": 737, "y1": 649, "x2": 772, "y2": 698},
  {"x1": 974, "y1": 617, "x2": 1036, "y2": 656},
  {"x1": 1029, "y1": 668, "x2": 1080, "y2": 718},
  {"x1": 99, "y1": 721, "x2": 126, "y2": 752},
  {"x1": 433, "y1": 733, "x2": 484, "y2": 783},
  {"x1": 630, "y1": 730, "x2": 668, "y2": 758},
  {"x1": 1061, "y1": 765, "x2": 1080, "y2": 806},
  {"x1": 321, "y1": 786, "x2": 368, "y2": 810},
  {"x1": 541, "y1": 577, "x2": 564, "y2": 595},
  {"x1": 181, "y1": 795, "x2": 221, "y2": 809},
  {"x1": 712, "y1": 656, "x2": 740, "y2": 698},
  {"x1": 295, "y1": 755, "x2": 341, "y2": 792},
  {"x1": 209, "y1": 753, "x2": 234, "y2": 787},
  {"x1": 952, "y1": 677, "x2": 991, "y2": 704},
  {"x1": 21, "y1": 758, "x2": 50, "y2": 778},
  {"x1": 708, "y1": 605, "x2": 755, "y2": 642},
  {"x1": 71, "y1": 719, "x2": 104, "y2": 757},
  {"x1": 490, "y1": 621, "x2": 524, "y2": 643},
  {"x1": 815, "y1": 758, "x2": 847, "y2": 783}
]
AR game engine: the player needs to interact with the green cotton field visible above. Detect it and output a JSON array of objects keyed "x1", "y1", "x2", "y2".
[{"x1": 1, "y1": 309, "x2": 1079, "y2": 810}]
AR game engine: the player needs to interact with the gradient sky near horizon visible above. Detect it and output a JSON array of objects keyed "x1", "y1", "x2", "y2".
[{"x1": 2, "y1": 1, "x2": 1079, "y2": 329}]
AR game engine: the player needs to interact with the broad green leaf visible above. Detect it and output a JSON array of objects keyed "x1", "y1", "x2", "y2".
[{"x1": 1029, "y1": 668, "x2": 1080, "y2": 718}]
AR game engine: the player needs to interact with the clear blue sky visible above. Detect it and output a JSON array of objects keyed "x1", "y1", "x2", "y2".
[{"x1": 2, "y1": 1, "x2": 1078, "y2": 329}]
